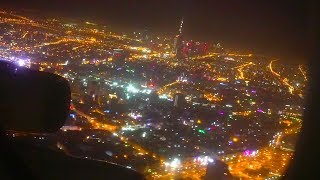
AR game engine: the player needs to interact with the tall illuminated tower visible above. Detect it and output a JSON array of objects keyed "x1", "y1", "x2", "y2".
[
  {"x1": 173, "y1": 18, "x2": 184, "y2": 59},
  {"x1": 178, "y1": 18, "x2": 184, "y2": 34}
]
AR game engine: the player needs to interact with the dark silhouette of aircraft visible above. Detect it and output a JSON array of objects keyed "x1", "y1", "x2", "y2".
[{"x1": 0, "y1": 61, "x2": 144, "y2": 179}]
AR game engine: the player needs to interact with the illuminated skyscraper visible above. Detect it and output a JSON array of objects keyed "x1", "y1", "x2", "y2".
[
  {"x1": 87, "y1": 80, "x2": 101, "y2": 103},
  {"x1": 112, "y1": 49, "x2": 126, "y2": 62},
  {"x1": 173, "y1": 93, "x2": 186, "y2": 107},
  {"x1": 173, "y1": 18, "x2": 184, "y2": 59}
]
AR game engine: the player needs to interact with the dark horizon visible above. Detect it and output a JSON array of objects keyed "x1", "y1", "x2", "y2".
[{"x1": 1, "y1": 0, "x2": 311, "y2": 62}]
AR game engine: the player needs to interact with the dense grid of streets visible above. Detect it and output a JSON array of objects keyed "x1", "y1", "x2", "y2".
[{"x1": 2, "y1": 10, "x2": 307, "y2": 179}]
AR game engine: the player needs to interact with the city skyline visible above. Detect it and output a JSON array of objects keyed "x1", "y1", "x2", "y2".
[{"x1": 0, "y1": 0, "x2": 309, "y2": 62}]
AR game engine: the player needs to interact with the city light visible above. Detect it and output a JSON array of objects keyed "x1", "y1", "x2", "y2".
[
  {"x1": 194, "y1": 156, "x2": 214, "y2": 166},
  {"x1": 232, "y1": 137, "x2": 239, "y2": 142},
  {"x1": 128, "y1": 112, "x2": 142, "y2": 120},
  {"x1": 0, "y1": 9, "x2": 305, "y2": 180},
  {"x1": 126, "y1": 84, "x2": 139, "y2": 93},
  {"x1": 17, "y1": 59, "x2": 25, "y2": 66},
  {"x1": 243, "y1": 150, "x2": 259, "y2": 157},
  {"x1": 165, "y1": 158, "x2": 181, "y2": 169},
  {"x1": 142, "y1": 132, "x2": 146, "y2": 138}
]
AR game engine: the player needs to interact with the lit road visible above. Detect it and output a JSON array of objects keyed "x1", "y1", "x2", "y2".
[
  {"x1": 232, "y1": 61, "x2": 255, "y2": 70},
  {"x1": 22, "y1": 32, "x2": 28, "y2": 38},
  {"x1": 72, "y1": 108, "x2": 117, "y2": 131},
  {"x1": 0, "y1": 11, "x2": 57, "y2": 32},
  {"x1": 225, "y1": 147, "x2": 292, "y2": 180},
  {"x1": 157, "y1": 81, "x2": 181, "y2": 95},
  {"x1": 233, "y1": 61, "x2": 255, "y2": 80},
  {"x1": 0, "y1": 10, "x2": 34, "y2": 22},
  {"x1": 150, "y1": 120, "x2": 302, "y2": 179},
  {"x1": 32, "y1": 37, "x2": 97, "y2": 48},
  {"x1": 223, "y1": 120, "x2": 301, "y2": 179},
  {"x1": 298, "y1": 65, "x2": 307, "y2": 81},
  {"x1": 268, "y1": 60, "x2": 294, "y2": 94},
  {"x1": 72, "y1": 107, "x2": 164, "y2": 162},
  {"x1": 269, "y1": 60, "x2": 281, "y2": 77},
  {"x1": 193, "y1": 52, "x2": 253, "y2": 60}
]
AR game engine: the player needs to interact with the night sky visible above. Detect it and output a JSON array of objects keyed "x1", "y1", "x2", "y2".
[{"x1": 1, "y1": 0, "x2": 313, "y2": 62}]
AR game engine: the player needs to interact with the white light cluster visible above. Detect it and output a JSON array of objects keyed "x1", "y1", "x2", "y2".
[
  {"x1": 126, "y1": 84, "x2": 152, "y2": 94},
  {"x1": 128, "y1": 112, "x2": 142, "y2": 120},
  {"x1": 159, "y1": 94, "x2": 168, "y2": 99},
  {"x1": 6, "y1": 56, "x2": 31, "y2": 68},
  {"x1": 193, "y1": 156, "x2": 214, "y2": 166},
  {"x1": 140, "y1": 89, "x2": 151, "y2": 94},
  {"x1": 164, "y1": 158, "x2": 181, "y2": 169},
  {"x1": 121, "y1": 126, "x2": 136, "y2": 131},
  {"x1": 127, "y1": 84, "x2": 139, "y2": 93}
]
